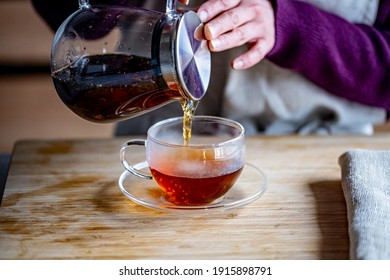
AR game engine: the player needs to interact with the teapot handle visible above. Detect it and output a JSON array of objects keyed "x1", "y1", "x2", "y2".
[
  {"x1": 166, "y1": 0, "x2": 178, "y2": 14},
  {"x1": 78, "y1": 0, "x2": 90, "y2": 9},
  {"x1": 167, "y1": 0, "x2": 194, "y2": 13}
]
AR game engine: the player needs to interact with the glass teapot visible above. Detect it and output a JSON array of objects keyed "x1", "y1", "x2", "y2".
[{"x1": 51, "y1": 0, "x2": 211, "y2": 122}]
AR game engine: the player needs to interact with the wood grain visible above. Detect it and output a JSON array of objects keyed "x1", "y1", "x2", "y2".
[{"x1": 1, "y1": 135, "x2": 390, "y2": 259}]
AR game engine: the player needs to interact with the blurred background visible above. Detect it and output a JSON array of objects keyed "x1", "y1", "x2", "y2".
[{"x1": 0, "y1": 0, "x2": 115, "y2": 155}]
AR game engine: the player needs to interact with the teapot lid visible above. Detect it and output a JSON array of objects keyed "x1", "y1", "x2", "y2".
[{"x1": 175, "y1": 11, "x2": 211, "y2": 100}]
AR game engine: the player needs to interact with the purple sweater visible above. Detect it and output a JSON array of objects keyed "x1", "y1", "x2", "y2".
[{"x1": 267, "y1": 0, "x2": 390, "y2": 111}]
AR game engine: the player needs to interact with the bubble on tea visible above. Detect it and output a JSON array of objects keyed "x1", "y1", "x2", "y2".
[{"x1": 175, "y1": 161, "x2": 208, "y2": 177}]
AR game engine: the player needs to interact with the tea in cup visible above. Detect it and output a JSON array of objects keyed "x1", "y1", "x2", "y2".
[{"x1": 120, "y1": 116, "x2": 246, "y2": 206}]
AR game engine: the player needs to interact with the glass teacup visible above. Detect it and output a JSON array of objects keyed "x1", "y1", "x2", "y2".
[{"x1": 120, "y1": 116, "x2": 245, "y2": 206}]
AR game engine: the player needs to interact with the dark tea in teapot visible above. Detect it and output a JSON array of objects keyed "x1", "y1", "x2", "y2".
[{"x1": 52, "y1": 54, "x2": 181, "y2": 122}]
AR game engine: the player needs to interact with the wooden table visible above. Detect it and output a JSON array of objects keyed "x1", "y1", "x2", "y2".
[{"x1": 1, "y1": 135, "x2": 390, "y2": 259}]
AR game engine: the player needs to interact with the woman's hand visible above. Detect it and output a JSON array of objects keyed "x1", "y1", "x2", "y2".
[{"x1": 197, "y1": 0, "x2": 275, "y2": 70}]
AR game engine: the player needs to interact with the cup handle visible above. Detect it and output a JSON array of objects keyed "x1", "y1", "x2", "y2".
[{"x1": 120, "y1": 140, "x2": 153, "y2": 180}]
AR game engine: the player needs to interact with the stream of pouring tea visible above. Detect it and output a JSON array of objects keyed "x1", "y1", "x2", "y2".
[{"x1": 180, "y1": 98, "x2": 199, "y2": 146}]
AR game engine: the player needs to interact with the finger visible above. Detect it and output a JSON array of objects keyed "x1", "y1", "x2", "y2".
[
  {"x1": 197, "y1": 0, "x2": 241, "y2": 23},
  {"x1": 208, "y1": 21, "x2": 263, "y2": 52},
  {"x1": 232, "y1": 40, "x2": 266, "y2": 70},
  {"x1": 204, "y1": 6, "x2": 257, "y2": 40}
]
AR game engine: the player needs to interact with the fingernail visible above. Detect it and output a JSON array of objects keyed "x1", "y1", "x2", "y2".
[
  {"x1": 198, "y1": 10, "x2": 208, "y2": 22},
  {"x1": 210, "y1": 39, "x2": 221, "y2": 50},
  {"x1": 205, "y1": 23, "x2": 215, "y2": 38},
  {"x1": 233, "y1": 60, "x2": 244, "y2": 70}
]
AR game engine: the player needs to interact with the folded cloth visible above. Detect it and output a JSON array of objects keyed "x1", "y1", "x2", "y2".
[{"x1": 339, "y1": 149, "x2": 390, "y2": 259}]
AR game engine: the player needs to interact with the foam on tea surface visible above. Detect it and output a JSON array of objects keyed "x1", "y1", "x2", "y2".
[{"x1": 150, "y1": 147, "x2": 244, "y2": 176}]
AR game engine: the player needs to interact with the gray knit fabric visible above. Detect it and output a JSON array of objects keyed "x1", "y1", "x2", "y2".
[{"x1": 339, "y1": 149, "x2": 390, "y2": 259}]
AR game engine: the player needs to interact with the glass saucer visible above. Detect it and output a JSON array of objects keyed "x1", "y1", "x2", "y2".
[{"x1": 118, "y1": 161, "x2": 267, "y2": 213}]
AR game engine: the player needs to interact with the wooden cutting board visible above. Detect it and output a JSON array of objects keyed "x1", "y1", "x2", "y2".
[{"x1": 1, "y1": 135, "x2": 390, "y2": 259}]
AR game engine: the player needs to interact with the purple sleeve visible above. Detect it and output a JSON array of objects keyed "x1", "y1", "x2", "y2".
[{"x1": 266, "y1": 0, "x2": 390, "y2": 111}]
